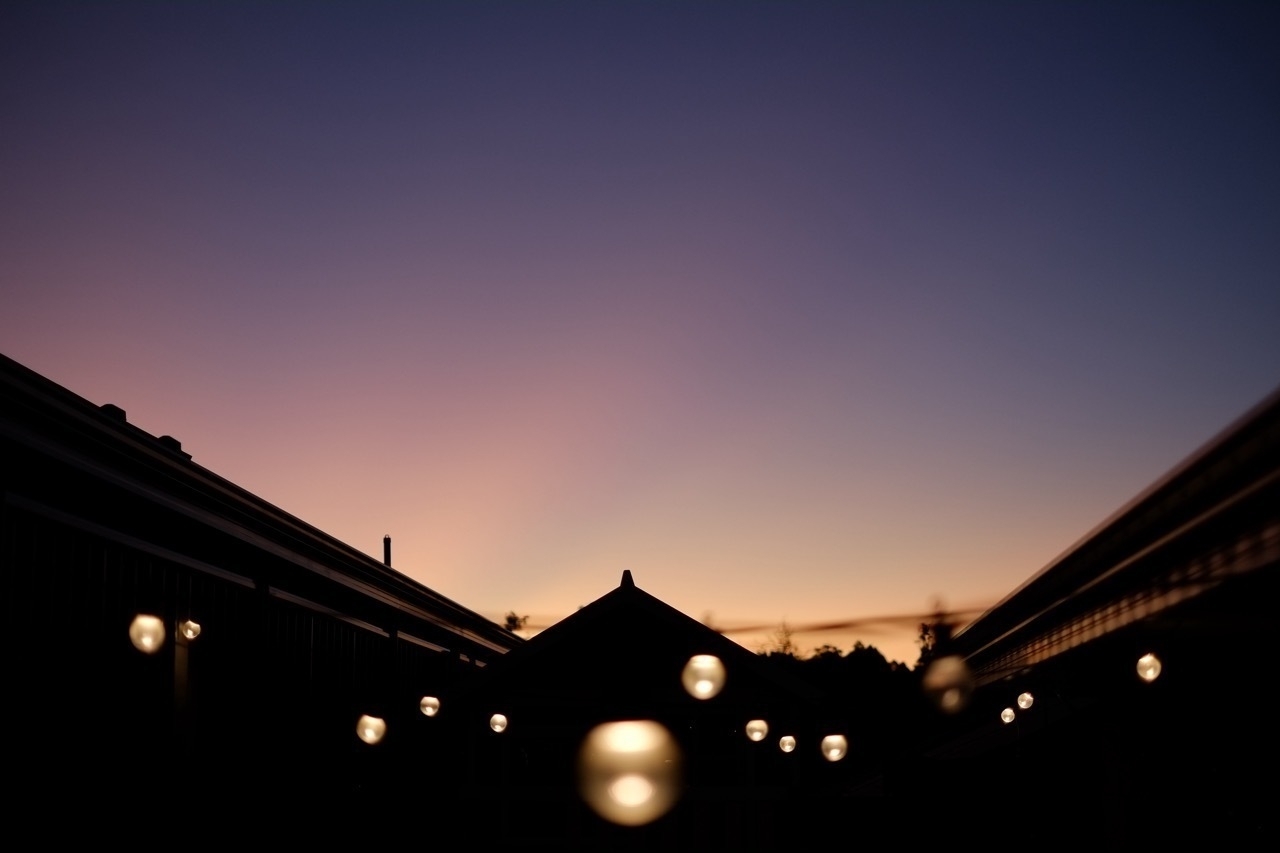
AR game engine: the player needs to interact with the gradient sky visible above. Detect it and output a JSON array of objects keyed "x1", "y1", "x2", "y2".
[{"x1": 3, "y1": 0, "x2": 1278, "y2": 666}]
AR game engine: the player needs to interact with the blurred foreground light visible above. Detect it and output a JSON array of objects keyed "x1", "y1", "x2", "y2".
[
  {"x1": 745, "y1": 719, "x2": 769, "y2": 742},
  {"x1": 681, "y1": 654, "x2": 726, "y2": 700},
  {"x1": 490, "y1": 713, "x2": 508, "y2": 733},
  {"x1": 356, "y1": 715, "x2": 386, "y2": 745},
  {"x1": 1001, "y1": 708, "x2": 1016, "y2": 724},
  {"x1": 577, "y1": 720, "x2": 682, "y2": 826},
  {"x1": 129, "y1": 614, "x2": 165, "y2": 654},
  {"x1": 779, "y1": 735, "x2": 796, "y2": 753},
  {"x1": 1137, "y1": 653, "x2": 1162, "y2": 683},
  {"x1": 419, "y1": 696, "x2": 440, "y2": 717},
  {"x1": 179, "y1": 620, "x2": 201, "y2": 640},
  {"x1": 820, "y1": 734, "x2": 848, "y2": 762},
  {"x1": 922, "y1": 655, "x2": 974, "y2": 713},
  {"x1": 1017, "y1": 692, "x2": 1034, "y2": 710}
]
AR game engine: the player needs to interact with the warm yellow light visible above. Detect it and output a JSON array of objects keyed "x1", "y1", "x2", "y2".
[
  {"x1": 419, "y1": 696, "x2": 440, "y2": 717},
  {"x1": 129, "y1": 614, "x2": 165, "y2": 654},
  {"x1": 681, "y1": 654, "x2": 726, "y2": 700},
  {"x1": 1137, "y1": 653, "x2": 1162, "y2": 683},
  {"x1": 577, "y1": 720, "x2": 682, "y2": 826},
  {"x1": 1000, "y1": 707, "x2": 1016, "y2": 724},
  {"x1": 779, "y1": 735, "x2": 796, "y2": 753},
  {"x1": 490, "y1": 713, "x2": 508, "y2": 733},
  {"x1": 1017, "y1": 692, "x2": 1034, "y2": 710},
  {"x1": 179, "y1": 620, "x2": 201, "y2": 640},
  {"x1": 921, "y1": 655, "x2": 974, "y2": 713},
  {"x1": 820, "y1": 734, "x2": 847, "y2": 762},
  {"x1": 356, "y1": 714, "x2": 386, "y2": 745},
  {"x1": 745, "y1": 719, "x2": 769, "y2": 742}
]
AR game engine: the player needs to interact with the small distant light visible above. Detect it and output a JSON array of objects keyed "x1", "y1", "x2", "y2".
[
  {"x1": 179, "y1": 620, "x2": 201, "y2": 640},
  {"x1": 1137, "y1": 653, "x2": 1162, "y2": 683},
  {"x1": 490, "y1": 713, "x2": 508, "y2": 733},
  {"x1": 681, "y1": 655, "x2": 726, "y2": 700},
  {"x1": 745, "y1": 719, "x2": 769, "y2": 742},
  {"x1": 1001, "y1": 708, "x2": 1016, "y2": 724},
  {"x1": 922, "y1": 655, "x2": 974, "y2": 714},
  {"x1": 356, "y1": 714, "x2": 386, "y2": 745},
  {"x1": 779, "y1": 735, "x2": 796, "y2": 753},
  {"x1": 820, "y1": 734, "x2": 847, "y2": 762},
  {"x1": 1017, "y1": 692, "x2": 1034, "y2": 710},
  {"x1": 129, "y1": 614, "x2": 166, "y2": 654},
  {"x1": 577, "y1": 720, "x2": 682, "y2": 826},
  {"x1": 419, "y1": 696, "x2": 440, "y2": 717}
]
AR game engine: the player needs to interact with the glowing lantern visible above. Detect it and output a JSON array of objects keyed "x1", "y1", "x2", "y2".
[
  {"x1": 1000, "y1": 708, "x2": 1016, "y2": 724},
  {"x1": 490, "y1": 713, "x2": 508, "y2": 733},
  {"x1": 745, "y1": 719, "x2": 769, "y2": 742},
  {"x1": 921, "y1": 655, "x2": 974, "y2": 713},
  {"x1": 179, "y1": 620, "x2": 201, "y2": 640},
  {"x1": 1136, "y1": 653, "x2": 1162, "y2": 683},
  {"x1": 681, "y1": 654, "x2": 726, "y2": 700},
  {"x1": 356, "y1": 715, "x2": 386, "y2": 745},
  {"x1": 779, "y1": 735, "x2": 796, "y2": 753},
  {"x1": 419, "y1": 696, "x2": 440, "y2": 717},
  {"x1": 820, "y1": 734, "x2": 847, "y2": 762},
  {"x1": 576, "y1": 720, "x2": 682, "y2": 826},
  {"x1": 129, "y1": 614, "x2": 165, "y2": 654},
  {"x1": 1017, "y1": 692, "x2": 1034, "y2": 710}
]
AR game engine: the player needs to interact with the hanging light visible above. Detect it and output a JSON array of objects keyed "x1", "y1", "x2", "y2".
[
  {"x1": 1017, "y1": 692, "x2": 1034, "y2": 710},
  {"x1": 179, "y1": 620, "x2": 201, "y2": 640},
  {"x1": 490, "y1": 713, "x2": 508, "y2": 733},
  {"x1": 820, "y1": 734, "x2": 847, "y2": 762},
  {"x1": 1136, "y1": 652, "x2": 1162, "y2": 683},
  {"x1": 419, "y1": 696, "x2": 440, "y2": 717},
  {"x1": 1000, "y1": 708, "x2": 1016, "y2": 724},
  {"x1": 129, "y1": 614, "x2": 165, "y2": 654},
  {"x1": 681, "y1": 654, "x2": 726, "y2": 700},
  {"x1": 778, "y1": 735, "x2": 797, "y2": 753},
  {"x1": 576, "y1": 720, "x2": 682, "y2": 826},
  {"x1": 921, "y1": 655, "x2": 974, "y2": 713},
  {"x1": 356, "y1": 715, "x2": 386, "y2": 745},
  {"x1": 744, "y1": 719, "x2": 769, "y2": 742}
]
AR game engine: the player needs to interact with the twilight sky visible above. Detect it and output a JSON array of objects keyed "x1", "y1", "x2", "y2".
[{"x1": 3, "y1": 0, "x2": 1278, "y2": 666}]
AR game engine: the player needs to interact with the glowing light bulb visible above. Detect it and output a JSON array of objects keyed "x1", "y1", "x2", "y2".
[
  {"x1": 745, "y1": 719, "x2": 768, "y2": 742},
  {"x1": 179, "y1": 620, "x2": 201, "y2": 640},
  {"x1": 419, "y1": 696, "x2": 440, "y2": 717},
  {"x1": 490, "y1": 713, "x2": 508, "y2": 733},
  {"x1": 681, "y1": 655, "x2": 726, "y2": 700},
  {"x1": 820, "y1": 734, "x2": 847, "y2": 762},
  {"x1": 129, "y1": 614, "x2": 165, "y2": 653},
  {"x1": 922, "y1": 655, "x2": 974, "y2": 714},
  {"x1": 1137, "y1": 653, "x2": 1162, "y2": 683},
  {"x1": 577, "y1": 720, "x2": 682, "y2": 826},
  {"x1": 779, "y1": 735, "x2": 796, "y2": 753},
  {"x1": 1001, "y1": 708, "x2": 1016, "y2": 724},
  {"x1": 356, "y1": 714, "x2": 386, "y2": 745},
  {"x1": 1017, "y1": 692, "x2": 1034, "y2": 710}
]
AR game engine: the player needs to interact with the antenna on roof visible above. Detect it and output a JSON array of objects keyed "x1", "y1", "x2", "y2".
[
  {"x1": 383, "y1": 535, "x2": 391, "y2": 567},
  {"x1": 621, "y1": 569, "x2": 634, "y2": 588}
]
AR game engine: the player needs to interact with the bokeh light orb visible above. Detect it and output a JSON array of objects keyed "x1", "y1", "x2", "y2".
[
  {"x1": 681, "y1": 654, "x2": 726, "y2": 700},
  {"x1": 179, "y1": 620, "x2": 201, "y2": 640},
  {"x1": 1137, "y1": 653, "x2": 1162, "y2": 683},
  {"x1": 490, "y1": 713, "x2": 508, "y2": 733},
  {"x1": 129, "y1": 614, "x2": 166, "y2": 654},
  {"x1": 1017, "y1": 692, "x2": 1034, "y2": 710},
  {"x1": 745, "y1": 719, "x2": 769, "y2": 742},
  {"x1": 419, "y1": 696, "x2": 440, "y2": 717},
  {"x1": 820, "y1": 734, "x2": 848, "y2": 762},
  {"x1": 356, "y1": 714, "x2": 386, "y2": 745},
  {"x1": 577, "y1": 720, "x2": 682, "y2": 826},
  {"x1": 922, "y1": 655, "x2": 974, "y2": 714},
  {"x1": 1001, "y1": 707, "x2": 1016, "y2": 724},
  {"x1": 779, "y1": 735, "x2": 797, "y2": 753}
]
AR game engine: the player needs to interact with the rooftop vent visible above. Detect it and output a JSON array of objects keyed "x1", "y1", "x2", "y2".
[
  {"x1": 156, "y1": 435, "x2": 192, "y2": 460},
  {"x1": 100, "y1": 403, "x2": 127, "y2": 422}
]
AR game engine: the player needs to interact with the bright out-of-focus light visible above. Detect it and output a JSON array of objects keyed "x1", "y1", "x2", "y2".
[
  {"x1": 1137, "y1": 653, "x2": 1162, "y2": 683},
  {"x1": 1017, "y1": 692, "x2": 1034, "y2": 710},
  {"x1": 129, "y1": 614, "x2": 165, "y2": 654},
  {"x1": 490, "y1": 713, "x2": 508, "y2": 733},
  {"x1": 179, "y1": 620, "x2": 201, "y2": 640},
  {"x1": 419, "y1": 696, "x2": 440, "y2": 717},
  {"x1": 356, "y1": 715, "x2": 386, "y2": 745},
  {"x1": 922, "y1": 655, "x2": 974, "y2": 714},
  {"x1": 779, "y1": 735, "x2": 796, "y2": 753},
  {"x1": 577, "y1": 720, "x2": 682, "y2": 826},
  {"x1": 745, "y1": 719, "x2": 769, "y2": 742},
  {"x1": 1001, "y1": 708, "x2": 1016, "y2": 724},
  {"x1": 681, "y1": 654, "x2": 726, "y2": 700},
  {"x1": 820, "y1": 734, "x2": 847, "y2": 762}
]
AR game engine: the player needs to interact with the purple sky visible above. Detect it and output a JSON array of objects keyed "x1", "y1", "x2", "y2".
[{"x1": 4, "y1": 0, "x2": 1278, "y2": 666}]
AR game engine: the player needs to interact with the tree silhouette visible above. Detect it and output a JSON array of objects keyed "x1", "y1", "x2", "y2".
[{"x1": 503, "y1": 611, "x2": 528, "y2": 632}]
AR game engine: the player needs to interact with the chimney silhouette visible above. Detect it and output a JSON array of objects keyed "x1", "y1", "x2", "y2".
[{"x1": 383, "y1": 535, "x2": 391, "y2": 567}]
